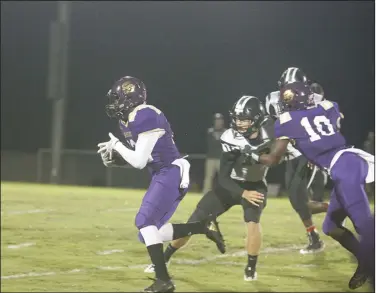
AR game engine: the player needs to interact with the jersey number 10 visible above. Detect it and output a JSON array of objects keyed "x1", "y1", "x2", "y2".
[{"x1": 300, "y1": 115, "x2": 335, "y2": 142}]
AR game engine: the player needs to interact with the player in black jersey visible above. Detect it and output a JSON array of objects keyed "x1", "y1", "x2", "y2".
[{"x1": 144, "y1": 96, "x2": 273, "y2": 281}]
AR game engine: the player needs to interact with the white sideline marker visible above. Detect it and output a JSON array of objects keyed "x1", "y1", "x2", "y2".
[{"x1": 7, "y1": 242, "x2": 35, "y2": 249}]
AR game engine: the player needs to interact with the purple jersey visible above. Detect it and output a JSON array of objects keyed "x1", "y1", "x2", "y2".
[
  {"x1": 118, "y1": 104, "x2": 181, "y2": 174},
  {"x1": 275, "y1": 100, "x2": 346, "y2": 169}
]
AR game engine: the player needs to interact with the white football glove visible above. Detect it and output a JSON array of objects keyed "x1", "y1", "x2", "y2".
[
  {"x1": 97, "y1": 133, "x2": 120, "y2": 155},
  {"x1": 97, "y1": 132, "x2": 121, "y2": 167},
  {"x1": 100, "y1": 150, "x2": 115, "y2": 167}
]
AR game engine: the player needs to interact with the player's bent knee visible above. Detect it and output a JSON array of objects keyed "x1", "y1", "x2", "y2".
[
  {"x1": 244, "y1": 209, "x2": 262, "y2": 224},
  {"x1": 187, "y1": 207, "x2": 209, "y2": 222}
]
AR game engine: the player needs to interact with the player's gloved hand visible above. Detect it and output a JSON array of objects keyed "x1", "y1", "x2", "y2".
[
  {"x1": 241, "y1": 144, "x2": 253, "y2": 155},
  {"x1": 98, "y1": 132, "x2": 120, "y2": 154},
  {"x1": 100, "y1": 150, "x2": 115, "y2": 167},
  {"x1": 242, "y1": 190, "x2": 264, "y2": 207},
  {"x1": 97, "y1": 133, "x2": 120, "y2": 154}
]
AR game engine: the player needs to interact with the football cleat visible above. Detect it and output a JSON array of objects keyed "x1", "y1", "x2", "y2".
[
  {"x1": 205, "y1": 216, "x2": 226, "y2": 254},
  {"x1": 144, "y1": 262, "x2": 169, "y2": 274},
  {"x1": 244, "y1": 266, "x2": 258, "y2": 281},
  {"x1": 143, "y1": 278, "x2": 175, "y2": 293},
  {"x1": 349, "y1": 265, "x2": 369, "y2": 290},
  {"x1": 300, "y1": 232, "x2": 325, "y2": 254}
]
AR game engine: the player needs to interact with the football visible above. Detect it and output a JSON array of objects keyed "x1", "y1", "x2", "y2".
[{"x1": 111, "y1": 149, "x2": 128, "y2": 166}]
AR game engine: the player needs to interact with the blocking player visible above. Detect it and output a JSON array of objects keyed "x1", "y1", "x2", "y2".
[
  {"x1": 307, "y1": 82, "x2": 329, "y2": 203},
  {"x1": 244, "y1": 81, "x2": 374, "y2": 290},
  {"x1": 265, "y1": 68, "x2": 327, "y2": 254},
  {"x1": 97, "y1": 76, "x2": 225, "y2": 293},
  {"x1": 145, "y1": 96, "x2": 274, "y2": 281}
]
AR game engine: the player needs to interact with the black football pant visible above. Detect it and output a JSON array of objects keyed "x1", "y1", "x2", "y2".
[
  {"x1": 285, "y1": 156, "x2": 312, "y2": 222},
  {"x1": 188, "y1": 180, "x2": 267, "y2": 224}
]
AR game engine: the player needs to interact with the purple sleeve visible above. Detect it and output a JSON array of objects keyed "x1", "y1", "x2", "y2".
[{"x1": 129, "y1": 107, "x2": 164, "y2": 136}]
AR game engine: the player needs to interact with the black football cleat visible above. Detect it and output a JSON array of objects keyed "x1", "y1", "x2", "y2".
[
  {"x1": 349, "y1": 265, "x2": 369, "y2": 290},
  {"x1": 244, "y1": 266, "x2": 258, "y2": 281},
  {"x1": 143, "y1": 278, "x2": 175, "y2": 293},
  {"x1": 205, "y1": 215, "x2": 226, "y2": 254},
  {"x1": 300, "y1": 231, "x2": 325, "y2": 254}
]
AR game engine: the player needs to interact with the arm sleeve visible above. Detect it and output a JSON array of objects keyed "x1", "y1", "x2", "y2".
[
  {"x1": 114, "y1": 130, "x2": 164, "y2": 169},
  {"x1": 218, "y1": 151, "x2": 244, "y2": 195}
]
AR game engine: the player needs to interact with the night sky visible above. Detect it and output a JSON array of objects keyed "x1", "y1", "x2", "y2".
[{"x1": 1, "y1": 1, "x2": 374, "y2": 154}]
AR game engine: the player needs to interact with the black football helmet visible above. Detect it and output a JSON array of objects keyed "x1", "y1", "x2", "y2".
[
  {"x1": 230, "y1": 96, "x2": 267, "y2": 137},
  {"x1": 278, "y1": 67, "x2": 308, "y2": 89},
  {"x1": 105, "y1": 76, "x2": 147, "y2": 121},
  {"x1": 310, "y1": 82, "x2": 324, "y2": 96},
  {"x1": 280, "y1": 81, "x2": 314, "y2": 111}
]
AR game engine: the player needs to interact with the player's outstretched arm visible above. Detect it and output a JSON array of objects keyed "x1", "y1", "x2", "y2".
[
  {"x1": 245, "y1": 139, "x2": 289, "y2": 167},
  {"x1": 113, "y1": 130, "x2": 164, "y2": 169}
]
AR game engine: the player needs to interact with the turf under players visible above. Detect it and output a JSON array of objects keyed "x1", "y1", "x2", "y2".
[
  {"x1": 243, "y1": 81, "x2": 374, "y2": 289},
  {"x1": 97, "y1": 76, "x2": 225, "y2": 292},
  {"x1": 145, "y1": 96, "x2": 274, "y2": 281},
  {"x1": 265, "y1": 67, "x2": 328, "y2": 254}
]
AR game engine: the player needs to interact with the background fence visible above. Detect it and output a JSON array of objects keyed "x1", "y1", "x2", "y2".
[{"x1": 1, "y1": 149, "x2": 287, "y2": 193}]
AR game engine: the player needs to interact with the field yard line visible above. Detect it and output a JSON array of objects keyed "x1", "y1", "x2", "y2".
[
  {"x1": 104, "y1": 208, "x2": 138, "y2": 213},
  {"x1": 1, "y1": 244, "x2": 333, "y2": 280},
  {"x1": 96, "y1": 249, "x2": 124, "y2": 255},
  {"x1": 214, "y1": 261, "x2": 318, "y2": 268},
  {"x1": 1, "y1": 271, "x2": 56, "y2": 280},
  {"x1": 7, "y1": 242, "x2": 35, "y2": 249},
  {"x1": 172, "y1": 245, "x2": 305, "y2": 265},
  {"x1": 2, "y1": 209, "x2": 55, "y2": 216}
]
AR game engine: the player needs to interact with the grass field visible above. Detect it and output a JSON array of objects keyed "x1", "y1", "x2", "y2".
[{"x1": 1, "y1": 182, "x2": 373, "y2": 292}]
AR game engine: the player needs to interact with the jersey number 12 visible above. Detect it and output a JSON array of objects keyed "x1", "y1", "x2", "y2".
[{"x1": 300, "y1": 116, "x2": 335, "y2": 142}]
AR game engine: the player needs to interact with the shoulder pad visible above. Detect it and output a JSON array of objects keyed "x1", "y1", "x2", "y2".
[
  {"x1": 278, "y1": 112, "x2": 292, "y2": 124},
  {"x1": 128, "y1": 104, "x2": 162, "y2": 123},
  {"x1": 128, "y1": 104, "x2": 164, "y2": 135},
  {"x1": 220, "y1": 128, "x2": 236, "y2": 144}
]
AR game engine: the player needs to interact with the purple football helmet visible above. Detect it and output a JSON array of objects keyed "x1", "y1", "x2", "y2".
[
  {"x1": 105, "y1": 76, "x2": 147, "y2": 120},
  {"x1": 279, "y1": 81, "x2": 314, "y2": 111}
]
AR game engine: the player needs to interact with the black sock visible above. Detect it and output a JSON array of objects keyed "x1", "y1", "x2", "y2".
[
  {"x1": 247, "y1": 255, "x2": 258, "y2": 271},
  {"x1": 171, "y1": 221, "x2": 206, "y2": 240},
  {"x1": 147, "y1": 243, "x2": 170, "y2": 282},
  {"x1": 331, "y1": 227, "x2": 360, "y2": 259},
  {"x1": 164, "y1": 244, "x2": 178, "y2": 262}
]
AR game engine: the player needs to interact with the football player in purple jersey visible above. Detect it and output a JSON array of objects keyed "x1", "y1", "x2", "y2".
[
  {"x1": 265, "y1": 68, "x2": 328, "y2": 254},
  {"x1": 244, "y1": 81, "x2": 374, "y2": 290},
  {"x1": 97, "y1": 76, "x2": 225, "y2": 292}
]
